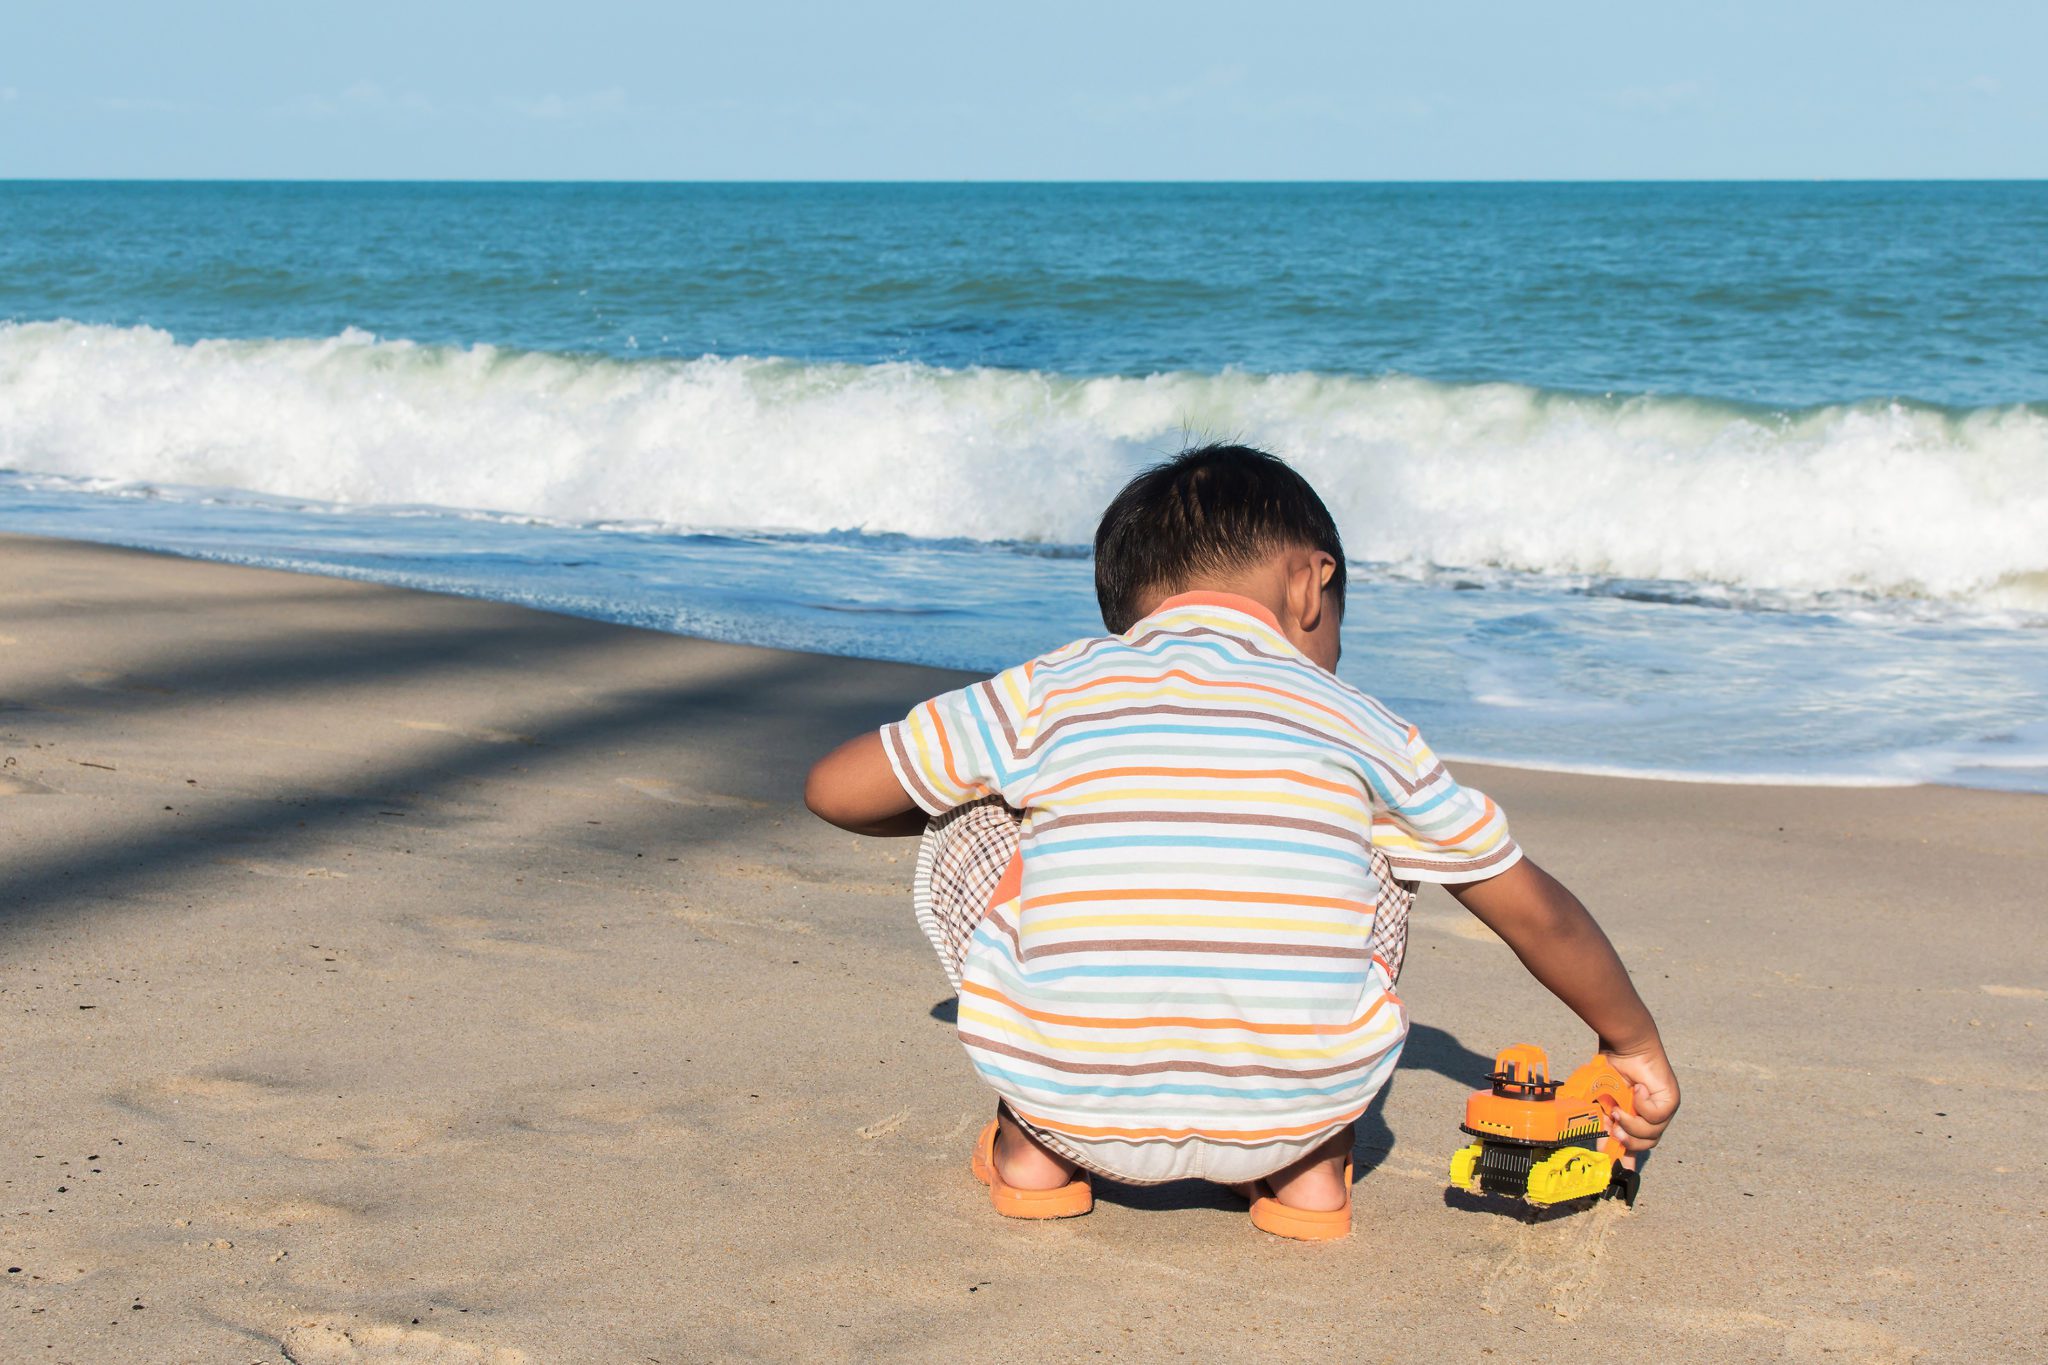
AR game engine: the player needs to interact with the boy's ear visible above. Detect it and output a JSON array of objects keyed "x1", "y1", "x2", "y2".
[{"x1": 1287, "y1": 551, "x2": 1337, "y2": 632}]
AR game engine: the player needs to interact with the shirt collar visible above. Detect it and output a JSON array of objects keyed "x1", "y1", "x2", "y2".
[{"x1": 1142, "y1": 590, "x2": 1287, "y2": 636}]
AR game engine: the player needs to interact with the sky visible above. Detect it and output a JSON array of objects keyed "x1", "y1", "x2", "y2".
[{"x1": 4, "y1": 1, "x2": 2044, "y2": 180}]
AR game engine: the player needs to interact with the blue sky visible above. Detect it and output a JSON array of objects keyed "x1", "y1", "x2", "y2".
[{"x1": 4, "y1": 1, "x2": 2043, "y2": 179}]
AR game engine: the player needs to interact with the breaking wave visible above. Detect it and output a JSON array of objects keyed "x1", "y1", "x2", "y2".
[{"x1": 4, "y1": 320, "x2": 2044, "y2": 608}]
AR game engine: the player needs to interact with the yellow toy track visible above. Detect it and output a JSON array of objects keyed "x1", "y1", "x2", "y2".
[{"x1": 1448, "y1": 1043, "x2": 1640, "y2": 1207}]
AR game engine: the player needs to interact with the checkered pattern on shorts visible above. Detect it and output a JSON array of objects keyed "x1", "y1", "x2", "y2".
[
  {"x1": 911, "y1": 799, "x2": 1416, "y2": 988},
  {"x1": 911, "y1": 798, "x2": 1021, "y2": 990},
  {"x1": 1367, "y1": 857, "x2": 1417, "y2": 982}
]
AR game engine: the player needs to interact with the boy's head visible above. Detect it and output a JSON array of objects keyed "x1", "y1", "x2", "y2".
[{"x1": 1093, "y1": 443, "x2": 1347, "y2": 649}]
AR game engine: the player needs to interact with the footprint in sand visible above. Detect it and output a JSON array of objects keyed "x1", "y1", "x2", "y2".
[
  {"x1": 1981, "y1": 984, "x2": 2047, "y2": 1001},
  {"x1": 0, "y1": 772, "x2": 59, "y2": 795},
  {"x1": 281, "y1": 1319, "x2": 529, "y2": 1364},
  {"x1": 127, "y1": 1071, "x2": 440, "y2": 1163},
  {"x1": 134, "y1": 1071, "x2": 296, "y2": 1112}
]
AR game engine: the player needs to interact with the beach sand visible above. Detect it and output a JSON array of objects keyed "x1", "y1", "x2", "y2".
[{"x1": 2, "y1": 531, "x2": 2042, "y2": 1363}]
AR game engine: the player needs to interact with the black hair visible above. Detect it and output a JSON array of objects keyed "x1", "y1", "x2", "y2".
[{"x1": 1092, "y1": 443, "x2": 1347, "y2": 634}]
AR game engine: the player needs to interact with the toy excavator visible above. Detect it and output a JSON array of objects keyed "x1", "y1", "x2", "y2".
[{"x1": 1449, "y1": 1044, "x2": 1640, "y2": 1208}]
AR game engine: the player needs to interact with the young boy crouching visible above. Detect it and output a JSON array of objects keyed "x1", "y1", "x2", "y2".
[{"x1": 806, "y1": 444, "x2": 1678, "y2": 1239}]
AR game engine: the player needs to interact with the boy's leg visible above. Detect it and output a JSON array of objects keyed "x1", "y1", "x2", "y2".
[
  {"x1": 1257, "y1": 1124, "x2": 1355, "y2": 1211},
  {"x1": 992, "y1": 1103, "x2": 1082, "y2": 1191},
  {"x1": 1228, "y1": 850, "x2": 1408, "y2": 1213}
]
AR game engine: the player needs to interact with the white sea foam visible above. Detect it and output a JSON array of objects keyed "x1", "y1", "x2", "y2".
[{"x1": 3, "y1": 320, "x2": 2044, "y2": 608}]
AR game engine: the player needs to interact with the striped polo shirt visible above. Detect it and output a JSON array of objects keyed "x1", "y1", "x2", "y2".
[{"x1": 882, "y1": 591, "x2": 1521, "y2": 1180}]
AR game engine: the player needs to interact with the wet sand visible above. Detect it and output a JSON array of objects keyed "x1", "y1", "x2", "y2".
[{"x1": 2, "y1": 532, "x2": 2042, "y2": 1363}]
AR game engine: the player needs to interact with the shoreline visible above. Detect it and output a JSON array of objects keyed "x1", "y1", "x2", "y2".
[
  {"x1": 3, "y1": 531, "x2": 2042, "y2": 1360},
  {"x1": 5, "y1": 524, "x2": 2036, "y2": 798}
]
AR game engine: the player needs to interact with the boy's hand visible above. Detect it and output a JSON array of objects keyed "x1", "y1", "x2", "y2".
[
  {"x1": 1450, "y1": 859, "x2": 1679, "y2": 1165},
  {"x1": 1601, "y1": 1039, "x2": 1680, "y2": 1165}
]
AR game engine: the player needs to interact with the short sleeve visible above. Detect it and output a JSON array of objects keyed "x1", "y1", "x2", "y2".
[
  {"x1": 1369, "y1": 723, "x2": 1523, "y2": 884},
  {"x1": 879, "y1": 661, "x2": 1038, "y2": 816}
]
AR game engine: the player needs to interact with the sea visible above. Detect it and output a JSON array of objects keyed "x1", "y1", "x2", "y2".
[{"x1": 2, "y1": 181, "x2": 2045, "y2": 791}]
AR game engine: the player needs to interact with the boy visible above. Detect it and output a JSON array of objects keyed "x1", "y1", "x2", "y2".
[{"x1": 806, "y1": 444, "x2": 1678, "y2": 1239}]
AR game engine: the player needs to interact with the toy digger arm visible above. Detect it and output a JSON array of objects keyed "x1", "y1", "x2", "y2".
[{"x1": 1562, "y1": 1055, "x2": 1636, "y2": 1159}]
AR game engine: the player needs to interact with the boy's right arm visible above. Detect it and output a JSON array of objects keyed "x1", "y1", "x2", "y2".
[
  {"x1": 1450, "y1": 859, "x2": 1681, "y2": 1160},
  {"x1": 804, "y1": 732, "x2": 929, "y2": 837},
  {"x1": 814, "y1": 661, "x2": 1038, "y2": 838}
]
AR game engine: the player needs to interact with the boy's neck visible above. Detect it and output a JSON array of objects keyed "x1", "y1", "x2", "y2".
[
  {"x1": 1154, "y1": 583, "x2": 1287, "y2": 630},
  {"x1": 1155, "y1": 587, "x2": 1284, "y2": 631},
  {"x1": 1137, "y1": 550, "x2": 1343, "y2": 673}
]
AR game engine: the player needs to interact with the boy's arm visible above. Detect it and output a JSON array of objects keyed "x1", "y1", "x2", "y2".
[
  {"x1": 1449, "y1": 858, "x2": 1681, "y2": 1159},
  {"x1": 805, "y1": 732, "x2": 929, "y2": 837}
]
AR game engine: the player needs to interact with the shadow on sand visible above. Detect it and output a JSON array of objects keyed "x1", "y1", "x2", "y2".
[{"x1": 0, "y1": 538, "x2": 962, "y2": 938}]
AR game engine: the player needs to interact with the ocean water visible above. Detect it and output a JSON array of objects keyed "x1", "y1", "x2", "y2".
[{"x1": 2, "y1": 181, "x2": 2045, "y2": 790}]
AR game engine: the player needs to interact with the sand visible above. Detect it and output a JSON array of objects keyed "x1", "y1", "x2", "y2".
[{"x1": 2, "y1": 531, "x2": 2043, "y2": 1363}]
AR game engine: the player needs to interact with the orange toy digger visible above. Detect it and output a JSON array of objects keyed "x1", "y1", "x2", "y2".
[{"x1": 1448, "y1": 1044, "x2": 1641, "y2": 1207}]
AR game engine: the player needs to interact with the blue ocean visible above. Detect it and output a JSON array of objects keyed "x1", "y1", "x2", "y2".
[{"x1": 3, "y1": 181, "x2": 2045, "y2": 789}]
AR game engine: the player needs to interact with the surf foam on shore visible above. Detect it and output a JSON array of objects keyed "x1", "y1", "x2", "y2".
[{"x1": 5, "y1": 320, "x2": 2045, "y2": 611}]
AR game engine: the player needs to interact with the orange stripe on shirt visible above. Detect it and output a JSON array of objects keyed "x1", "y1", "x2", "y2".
[
  {"x1": 1430, "y1": 795, "x2": 1500, "y2": 850},
  {"x1": 923, "y1": 699, "x2": 972, "y2": 795}
]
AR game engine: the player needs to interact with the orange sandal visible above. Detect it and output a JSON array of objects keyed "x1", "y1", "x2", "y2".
[
  {"x1": 1247, "y1": 1153, "x2": 1354, "y2": 1241},
  {"x1": 971, "y1": 1117, "x2": 1093, "y2": 1219}
]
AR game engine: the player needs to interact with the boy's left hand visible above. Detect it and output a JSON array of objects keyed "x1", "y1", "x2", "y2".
[{"x1": 1601, "y1": 1039, "x2": 1681, "y2": 1166}]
